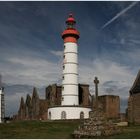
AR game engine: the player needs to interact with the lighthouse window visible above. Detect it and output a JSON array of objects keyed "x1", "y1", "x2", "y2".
[
  {"x1": 62, "y1": 76, "x2": 64, "y2": 80},
  {"x1": 62, "y1": 86, "x2": 64, "y2": 90},
  {"x1": 63, "y1": 55, "x2": 65, "y2": 59},
  {"x1": 61, "y1": 97, "x2": 64, "y2": 101},
  {"x1": 63, "y1": 65, "x2": 65, "y2": 70},
  {"x1": 64, "y1": 45, "x2": 66, "y2": 49},
  {"x1": 61, "y1": 111, "x2": 66, "y2": 119}
]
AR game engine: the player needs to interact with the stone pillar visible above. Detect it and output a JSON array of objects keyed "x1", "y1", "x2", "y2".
[{"x1": 94, "y1": 77, "x2": 99, "y2": 110}]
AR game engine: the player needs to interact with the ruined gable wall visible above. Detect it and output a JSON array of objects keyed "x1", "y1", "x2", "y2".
[
  {"x1": 106, "y1": 95, "x2": 120, "y2": 119},
  {"x1": 46, "y1": 84, "x2": 92, "y2": 107},
  {"x1": 133, "y1": 93, "x2": 140, "y2": 124},
  {"x1": 127, "y1": 95, "x2": 134, "y2": 123},
  {"x1": 56, "y1": 86, "x2": 61, "y2": 105},
  {"x1": 79, "y1": 84, "x2": 91, "y2": 107},
  {"x1": 128, "y1": 93, "x2": 140, "y2": 124},
  {"x1": 99, "y1": 95, "x2": 120, "y2": 119},
  {"x1": 39, "y1": 100, "x2": 48, "y2": 120}
]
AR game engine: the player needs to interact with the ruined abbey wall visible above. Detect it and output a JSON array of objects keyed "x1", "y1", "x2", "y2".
[
  {"x1": 127, "y1": 70, "x2": 140, "y2": 124},
  {"x1": 99, "y1": 95, "x2": 120, "y2": 119},
  {"x1": 15, "y1": 84, "x2": 120, "y2": 121},
  {"x1": 128, "y1": 93, "x2": 140, "y2": 124}
]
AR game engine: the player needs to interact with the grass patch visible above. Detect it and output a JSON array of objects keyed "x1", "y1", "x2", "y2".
[
  {"x1": 0, "y1": 120, "x2": 80, "y2": 139},
  {"x1": 0, "y1": 121, "x2": 140, "y2": 139}
]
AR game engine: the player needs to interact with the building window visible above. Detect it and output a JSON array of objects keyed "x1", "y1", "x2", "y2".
[
  {"x1": 49, "y1": 112, "x2": 51, "y2": 119},
  {"x1": 63, "y1": 65, "x2": 65, "y2": 70},
  {"x1": 64, "y1": 45, "x2": 66, "y2": 49},
  {"x1": 63, "y1": 55, "x2": 65, "y2": 59},
  {"x1": 62, "y1": 76, "x2": 64, "y2": 80},
  {"x1": 80, "y1": 112, "x2": 84, "y2": 119},
  {"x1": 62, "y1": 86, "x2": 64, "y2": 91},
  {"x1": 61, "y1": 97, "x2": 64, "y2": 101},
  {"x1": 61, "y1": 111, "x2": 66, "y2": 119}
]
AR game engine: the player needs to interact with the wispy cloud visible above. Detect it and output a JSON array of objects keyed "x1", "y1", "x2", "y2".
[
  {"x1": 50, "y1": 50, "x2": 63, "y2": 57},
  {"x1": 129, "y1": 39, "x2": 140, "y2": 45},
  {"x1": 78, "y1": 58, "x2": 136, "y2": 112},
  {"x1": 101, "y1": 1, "x2": 139, "y2": 29},
  {"x1": 1, "y1": 55, "x2": 61, "y2": 87}
]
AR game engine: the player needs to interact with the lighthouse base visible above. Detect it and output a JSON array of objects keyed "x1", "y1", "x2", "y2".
[{"x1": 48, "y1": 106, "x2": 91, "y2": 120}]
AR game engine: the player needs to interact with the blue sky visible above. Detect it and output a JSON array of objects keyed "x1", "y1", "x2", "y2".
[{"x1": 0, "y1": 1, "x2": 140, "y2": 116}]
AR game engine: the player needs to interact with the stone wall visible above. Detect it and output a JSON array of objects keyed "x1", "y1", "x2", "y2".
[
  {"x1": 98, "y1": 95, "x2": 120, "y2": 119},
  {"x1": 17, "y1": 87, "x2": 48, "y2": 120},
  {"x1": 127, "y1": 93, "x2": 140, "y2": 124},
  {"x1": 45, "y1": 84, "x2": 61, "y2": 106},
  {"x1": 16, "y1": 84, "x2": 92, "y2": 121},
  {"x1": 16, "y1": 84, "x2": 121, "y2": 121},
  {"x1": 39, "y1": 100, "x2": 48, "y2": 120},
  {"x1": 79, "y1": 84, "x2": 91, "y2": 107},
  {"x1": 18, "y1": 97, "x2": 26, "y2": 120},
  {"x1": 46, "y1": 84, "x2": 91, "y2": 107},
  {"x1": 73, "y1": 109, "x2": 121, "y2": 138},
  {"x1": 127, "y1": 70, "x2": 140, "y2": 124},
  {"x1": 127, "y1": 96, "x2": 133, "y2": 123}
]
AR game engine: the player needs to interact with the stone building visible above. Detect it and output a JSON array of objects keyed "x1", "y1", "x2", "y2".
[
  {"x1": 16, "y1": 83, "x2": 120, "y2": 120},
  {"x1": 16, "y1": 84, "x2": 91, "y2": 120},
  {"x1": 127, "y1": 70, "x2": 140, "y2": 124},
  {"x1": 98, "y1": 95, "x2": 120, "y2": 119},
  {"x1": 17, "y1": 87, "x2": 48, "y2": 120},
  {"x1": 46, "y1": 84, "x2": 91, "y2": 108}
]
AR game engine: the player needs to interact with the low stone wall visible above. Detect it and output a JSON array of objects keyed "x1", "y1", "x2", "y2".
[{"x1": 73, "y1": 109, "x2": 122, "y2": 138}]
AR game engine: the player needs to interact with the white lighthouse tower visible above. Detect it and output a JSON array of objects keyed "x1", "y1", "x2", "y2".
[
  {"x1": 48, "y1": 14, "x2": 91, "y2": 120},
  {"x1": 0, "y1": 75, "x2": 5, "y2": 123},
  {"x1": 61, "y1": 14, "x2": 79, "y2": 106}
]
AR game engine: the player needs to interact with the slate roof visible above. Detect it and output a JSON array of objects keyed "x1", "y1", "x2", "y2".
[{"x1": 130, "y1": 70, "x2": 140, "y2": 95}]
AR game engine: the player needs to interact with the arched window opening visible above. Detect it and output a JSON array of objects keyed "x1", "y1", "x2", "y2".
[
  {"x1": 80, "y1": 111, "x2": 84, "y2": 119},
  {"x1": 61, "y1": 111, "x2": 66, "y2": 119},
  {"x1": 49, "y1": 112, "x2": 51, "y2": 119}
]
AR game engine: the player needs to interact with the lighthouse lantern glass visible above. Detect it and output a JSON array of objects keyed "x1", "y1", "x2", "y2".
[{"x1": 67, "y1": 22, "x2": 75, "y2": 29}]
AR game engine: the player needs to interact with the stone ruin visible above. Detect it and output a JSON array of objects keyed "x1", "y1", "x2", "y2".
[
  {"x1": 73, "y1": 77, "x2": 122, "y2": 138},
  {"x1": 73, "y1": 109, "x2": 121, "y2": 138}
]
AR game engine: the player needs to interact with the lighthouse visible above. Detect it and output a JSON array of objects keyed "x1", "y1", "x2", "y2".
[
  {"x1": 0, "y1": 75, "x2": 4, "y2": 123},
  {"x1": 48, "y1": 14, "x2": 91, "y2": 120},
  {"x1": 61, "y1": 14, "x2": 79, "y2": 106}
]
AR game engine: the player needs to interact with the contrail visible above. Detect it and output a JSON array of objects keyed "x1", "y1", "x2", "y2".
[{"x1": 101, "y1": 1, "x2": 139, "y2": 29}]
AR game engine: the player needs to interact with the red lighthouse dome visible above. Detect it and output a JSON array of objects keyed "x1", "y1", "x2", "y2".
[{"x1": 62, "y1": 14, "x2": 80, "y2": 43}]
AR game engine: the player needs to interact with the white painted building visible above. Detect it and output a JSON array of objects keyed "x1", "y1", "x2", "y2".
[
  {"x1": 61, "y1": 42, "x2": 79, "y2": 106},
  {"x1": 48, "y1": 14, "x2": 91, "y2": 120},
  {"x1": 0, "y1": 76, "x2": 4, "y2": 123}
]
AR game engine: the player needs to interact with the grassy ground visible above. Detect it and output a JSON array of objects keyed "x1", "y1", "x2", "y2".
[
  {"x1": 0, "y1": 120, "x2": 140, "y2": 139},
  {"x1": 0, "y1": 120, "x2": 80, "y2": 139}
]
